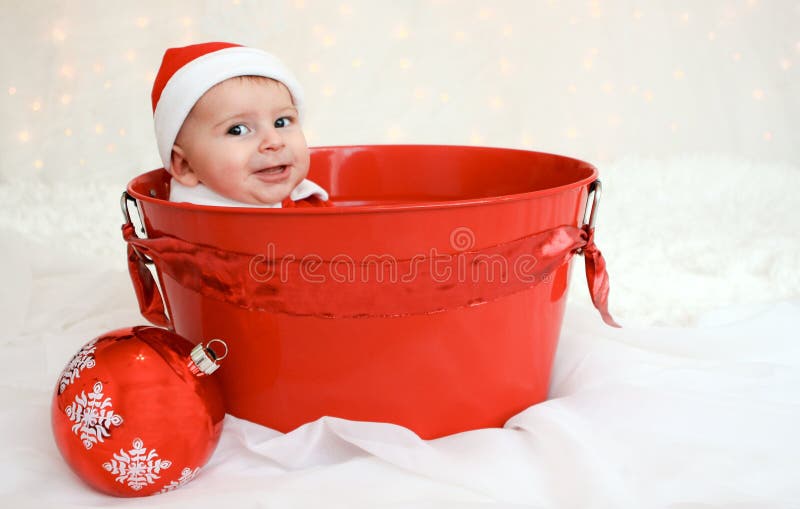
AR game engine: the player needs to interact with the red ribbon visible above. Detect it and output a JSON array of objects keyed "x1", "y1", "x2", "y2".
[
  {"x1": 124, "y1": 223, "x2": 170, "y2": 328},
  {"x1": 123, "y1": 223, "x2": 619, "y2": 327},
  {"x1": 579, "y1": 226, "x2": 621, "y2": 328}
]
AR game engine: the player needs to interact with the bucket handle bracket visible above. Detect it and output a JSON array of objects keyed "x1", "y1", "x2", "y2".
[
  {"x1": 121, "y1": 191, "x2": 153, "y2": 264},
  {"x1": 577, "y1": 180, "x2": 601, "y2": 255}
]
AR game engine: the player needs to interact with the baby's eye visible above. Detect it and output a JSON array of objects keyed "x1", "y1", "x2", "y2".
[
  {"x1": 227, "y1": 124, "x2": 251, "y2": 136},
  {"x1": 274, "y1": 117, "x2": 293, "y2": 128}
]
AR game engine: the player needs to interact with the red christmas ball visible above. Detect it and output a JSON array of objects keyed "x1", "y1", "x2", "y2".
[{"x1": 51, "y1": 326, "x2": 227, "y2": 497}]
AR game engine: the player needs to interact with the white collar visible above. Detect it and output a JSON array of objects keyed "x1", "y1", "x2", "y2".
[{"x1": 169, "y1": 178, "x2": 329, "y2": 208}]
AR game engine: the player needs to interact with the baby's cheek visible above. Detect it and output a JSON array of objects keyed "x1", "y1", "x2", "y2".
[{"x1": 296, "y1": 153, "x2": 311, "y2": 176}]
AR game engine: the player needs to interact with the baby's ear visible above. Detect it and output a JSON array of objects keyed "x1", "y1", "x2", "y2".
[{"x1": 169, "y1": 145, "x2": 200, "y2": 186}]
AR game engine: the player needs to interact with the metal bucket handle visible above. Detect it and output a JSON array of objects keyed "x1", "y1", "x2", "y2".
[
  {"x1": 577, "y1": 179, "x2": 601, "y2": 255},
  {"x1": 121, "y1": 191, "x2": 153, "y2": 263},
  {"x1": 121, "y1": 191, "x2": 172, "y2": 328},
  {"x1": 583, "y1": 180, "x2": 601, "y2": 229}
]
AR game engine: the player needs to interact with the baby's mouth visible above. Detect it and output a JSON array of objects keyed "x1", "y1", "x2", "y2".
[
  {"x1": 253, "y1": 164, "x2": 291, "y2": 182},
  {"x1": 257, "y1": 165, "x2": 287, "y2": 175}
]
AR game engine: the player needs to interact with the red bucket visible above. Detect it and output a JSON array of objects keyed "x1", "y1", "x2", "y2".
[{"x1": 123, "y1": 145, "x2": 602, "y2": 439}]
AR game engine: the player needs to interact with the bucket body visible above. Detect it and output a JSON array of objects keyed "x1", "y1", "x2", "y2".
[{"x1": 127, "y1": 145, "x2": 597, "y2": 439}]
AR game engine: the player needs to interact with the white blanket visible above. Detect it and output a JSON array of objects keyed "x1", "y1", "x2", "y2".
[{"x1": 1, "y1": 155, "x2": 798, "y2": 507}]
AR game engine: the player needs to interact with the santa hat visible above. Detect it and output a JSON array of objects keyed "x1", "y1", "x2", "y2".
[{"x1": 151, "y1": 41, "x2": 304, "y2": 172}]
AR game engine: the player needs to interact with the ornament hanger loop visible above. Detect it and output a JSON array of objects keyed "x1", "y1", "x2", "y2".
[{"x1": 205, "y1": 339, "x2": 229, "y2": 361}]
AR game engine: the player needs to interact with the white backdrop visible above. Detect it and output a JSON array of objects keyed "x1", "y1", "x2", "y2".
[{"x1": 2, "y1": 0, "x2": 798, "y2": 177}]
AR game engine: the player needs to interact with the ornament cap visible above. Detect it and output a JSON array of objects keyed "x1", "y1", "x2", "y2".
[{"x1": 190, "y1": 339, "x2": 228, "y2": 375}]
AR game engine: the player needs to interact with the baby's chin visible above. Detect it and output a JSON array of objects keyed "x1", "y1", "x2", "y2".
[
  {"x1": 236, "y1": 191, "x2": 291, "y2": 206},
  {"x1": 243, "y1": 183, "x2": 299, "y2": 206},
  {"x1": 246, "y1": 173, "x2": 307, "y2": 205},
  {"x1": 209, "y1": 169, "x2": 307, "y2": 205}
]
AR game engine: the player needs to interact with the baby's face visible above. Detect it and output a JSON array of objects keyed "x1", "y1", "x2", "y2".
[{"x1": 171, "y1": 77, "x2": 310, "y2": 205}]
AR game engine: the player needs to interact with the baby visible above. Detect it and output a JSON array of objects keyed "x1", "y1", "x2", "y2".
[{"x1": 151, "y1": 41, "x2": 329, "y2": 207}]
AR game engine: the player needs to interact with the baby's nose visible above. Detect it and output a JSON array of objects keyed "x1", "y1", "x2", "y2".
[{"x1": 259, "y1": 128, "x2": 285, "y2": 151}]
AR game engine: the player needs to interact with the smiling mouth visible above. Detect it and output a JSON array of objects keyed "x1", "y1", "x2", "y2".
[
  {"x1": 258, "y1": 165, "x2": 287, "y2": 175},
  {"x1": 252, "y1": 164, "x2": 291, "y2": 183}
]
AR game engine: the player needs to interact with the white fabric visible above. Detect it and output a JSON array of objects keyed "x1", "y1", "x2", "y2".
[
  {"x1": 154, "y1": 46, "x2": 305, "y2": 172},
  {"x1": 0, "y1": 247, "x2": 797, "y2": 507},
  {"x1": 168, "y1": 178, "x2": 329, "y2": 207}
]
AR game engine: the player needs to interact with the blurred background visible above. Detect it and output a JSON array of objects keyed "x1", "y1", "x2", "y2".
[
  {"x1": 1, "y1": 0, "x2": 798, "y2": 325},
  {"x1": 3, "y1": 0, "x2": 797, "y2": 173}
]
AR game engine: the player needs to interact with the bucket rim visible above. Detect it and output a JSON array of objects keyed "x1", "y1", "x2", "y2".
[{"x1": 127, "y1": 144, "x2": 598, "y2": 214}]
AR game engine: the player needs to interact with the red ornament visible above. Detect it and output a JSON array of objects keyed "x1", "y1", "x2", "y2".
[{"x1": 51, "y1": 326, "x2": 227, "y2": 497}]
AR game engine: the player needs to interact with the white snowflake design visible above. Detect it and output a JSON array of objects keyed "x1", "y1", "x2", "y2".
[
  {"x1": 103, "y1": 437, "x2": 172, "y2": 491},
  {"x1": 160, "y1": 466, "x2": 200, "y2": 493},
  {"x1": 58, "y1": 340, "x2": 98, "y2": 394},
  {"x1": 64, "y1": 381, "x2": 123, "y2": 449}
]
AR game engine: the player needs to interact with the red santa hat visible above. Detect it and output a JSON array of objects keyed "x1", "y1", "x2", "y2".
[{"x1": 151, "y1": 41, "x2": 304, "y2": 172}]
